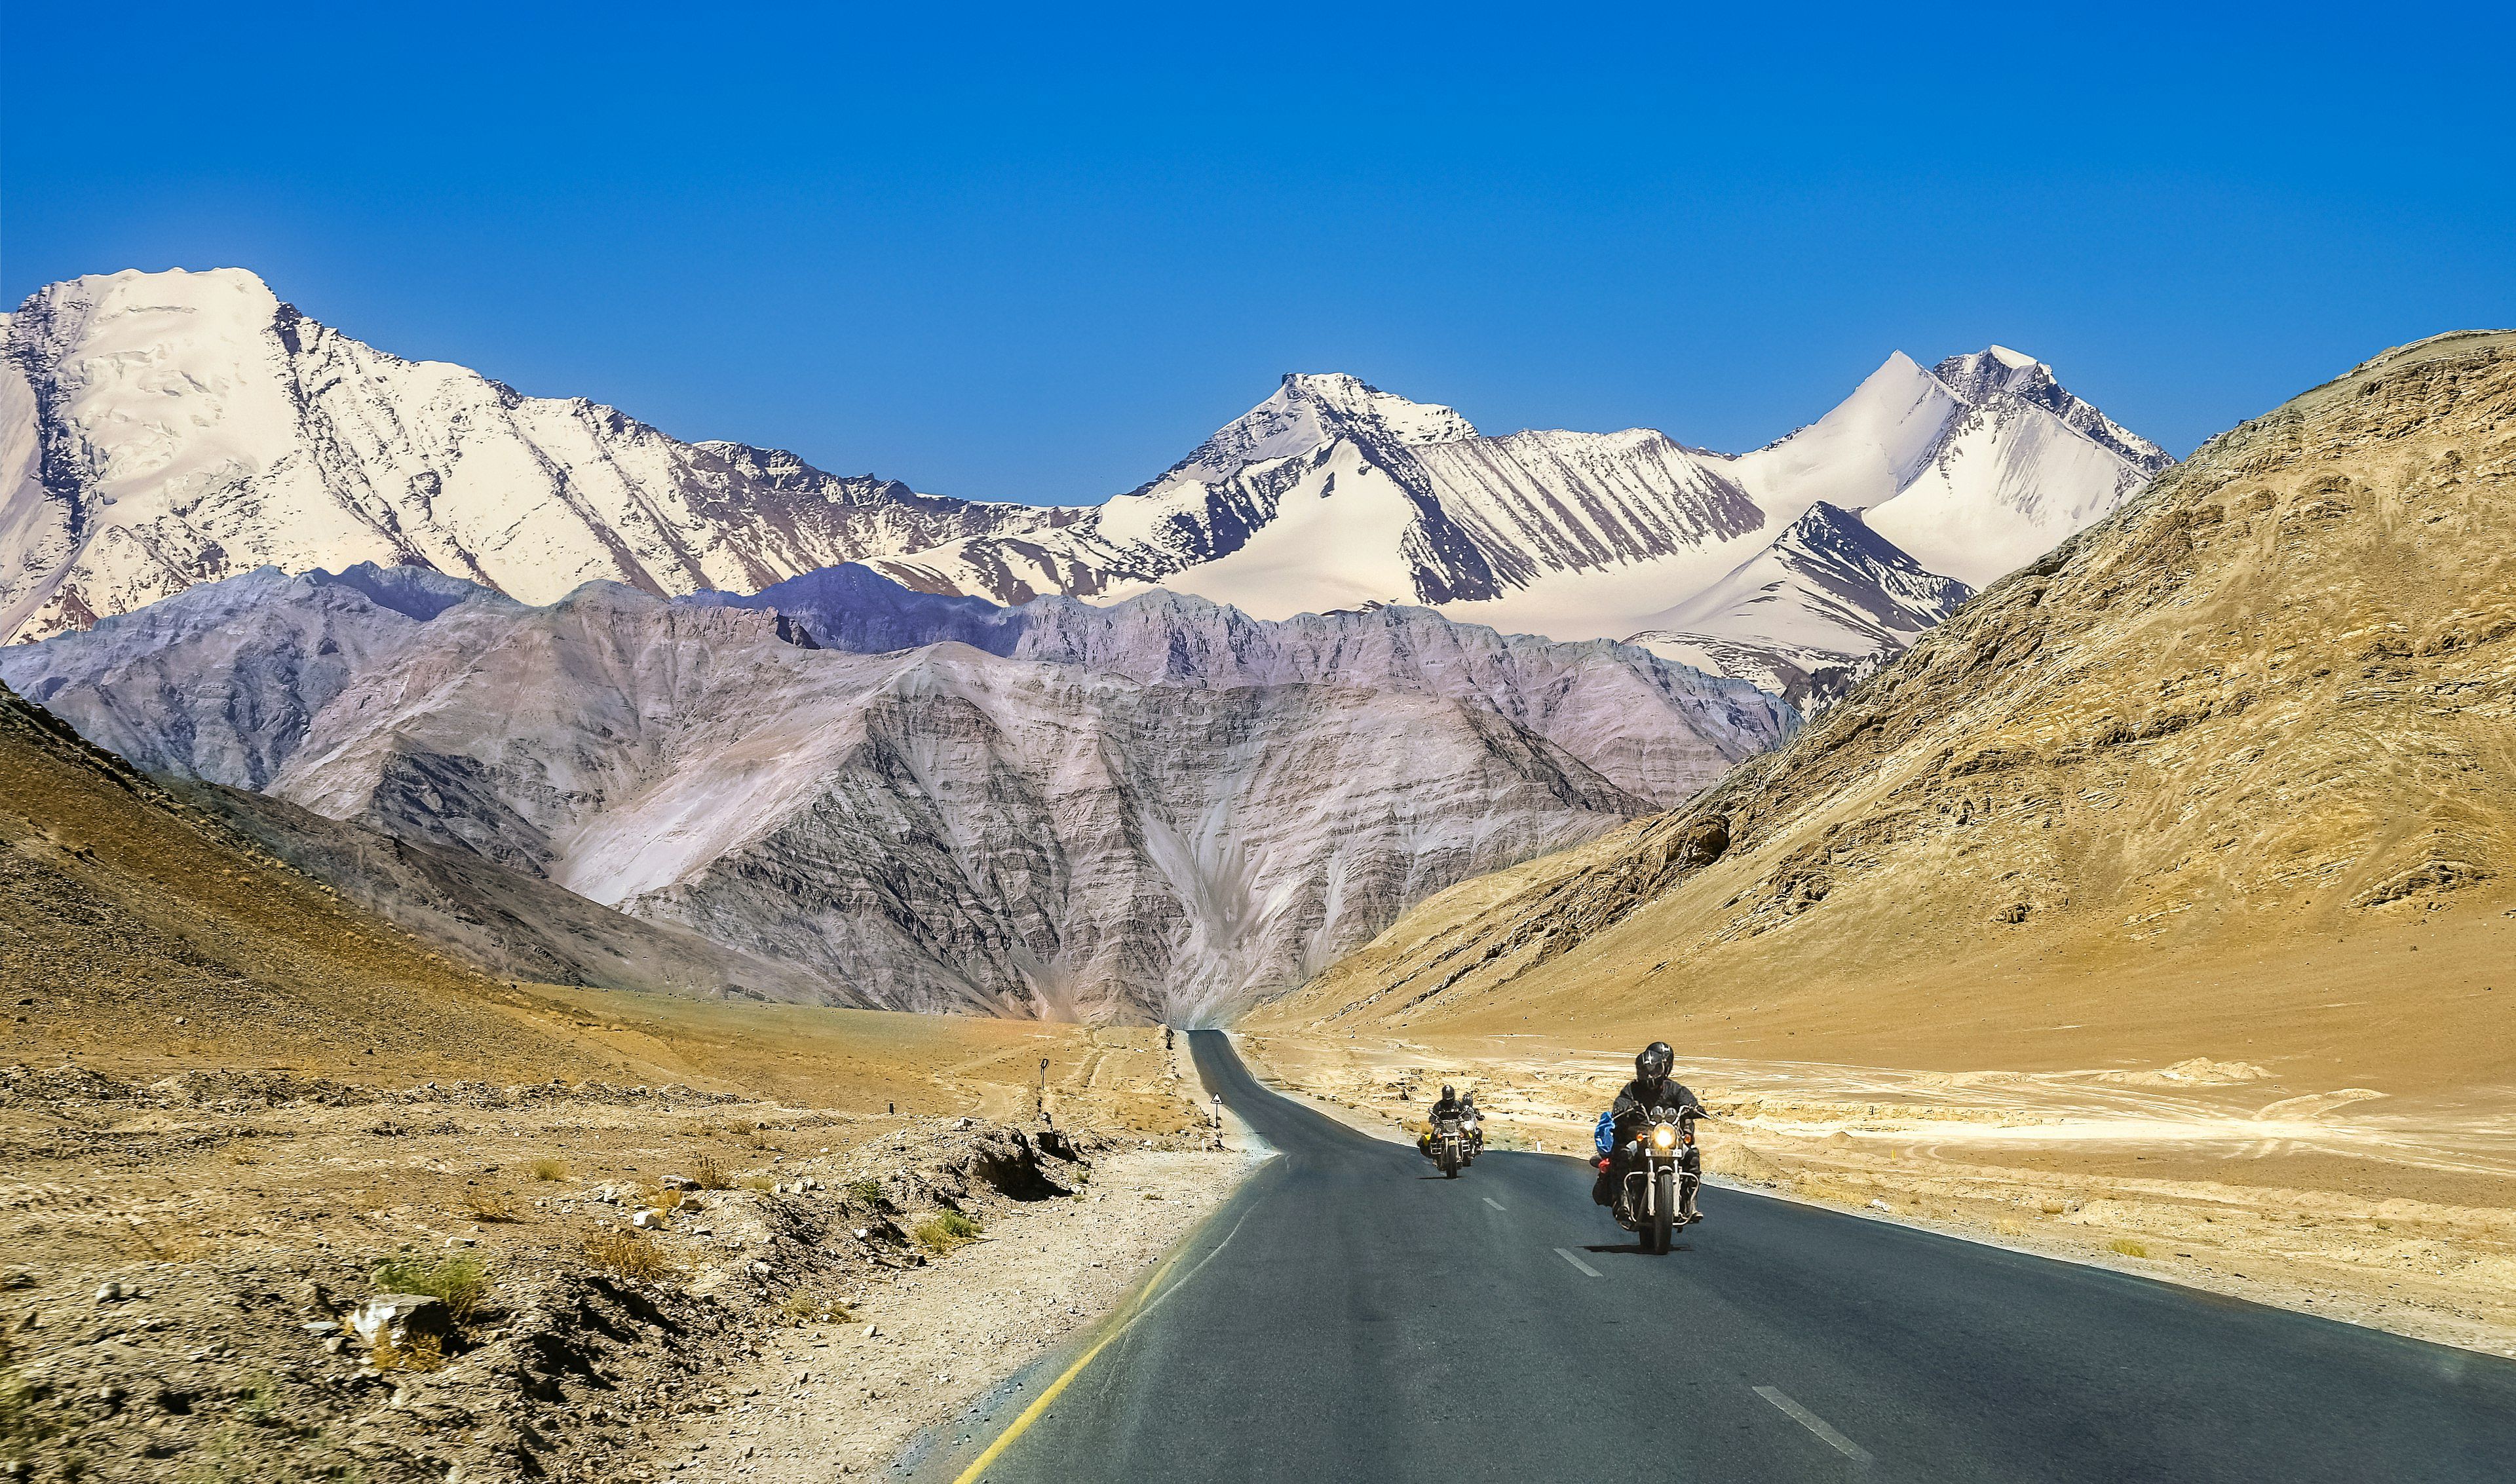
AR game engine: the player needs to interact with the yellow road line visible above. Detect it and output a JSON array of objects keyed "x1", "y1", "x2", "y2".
[{"x1": 949, "y1": 1206, "x2": 1250, "y2": 1483}]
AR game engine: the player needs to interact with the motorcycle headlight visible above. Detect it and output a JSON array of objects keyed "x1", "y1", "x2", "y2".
[{"x1": 1652, "y1": 1124, "x2": 1677, "y2": 1150}]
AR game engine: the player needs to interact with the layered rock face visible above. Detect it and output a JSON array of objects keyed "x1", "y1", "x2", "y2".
[
  {"x1": 0, "y1": 269, "x2": 1075, "y2": 644},
  {"x1": 1259, "y1": 332, "x2": 2516, "y2": 1059},
  {"x1": 6, "y1": 565, "x2": 1791, "y2": 1021},
  {"x1": 695, "y1": 565, "x2": 1789, "y2": 805}
]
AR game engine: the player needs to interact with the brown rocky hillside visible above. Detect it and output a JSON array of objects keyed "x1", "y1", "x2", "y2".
[
  {"x1": 0, "y1": 677, "x2": 623, "y2": 1081},
  {"x1": 1253, "y1": 330, "x2": 2516, "y2": 1090}
]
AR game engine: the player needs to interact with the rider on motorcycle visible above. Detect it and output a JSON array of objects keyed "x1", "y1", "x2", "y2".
[
  {"x1": 1458, "y1": 1090, "x2": 1485, "y2": 1156},
  {"x1": 1419, "y1": 1084, "x2": 1464, "y2": 1158},
  {"x1": 1591, "y1": 1042, "x2": 1704, "y2": 1223}
]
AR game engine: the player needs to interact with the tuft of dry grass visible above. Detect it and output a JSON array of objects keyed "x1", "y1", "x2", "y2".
[
  {"x1": 528, "y1": 1156, "x2": 570, "y2": 1183},
  {"x1": 582, "y1": 1228, "x2": 679, "y2": 1284},
  {"x1": 847, "y1": 1177, "x2": 889, "y2": 1208},
  {"x1": 911, "y1": 1211, "x2": 983, "y2": 1255},
  {"x1": 692, "y1": 1152, "x2": 731, "y2": 1190},
  {"x1": 2108, "y1": 1237, "x2": 2151, "y2": 1259}
]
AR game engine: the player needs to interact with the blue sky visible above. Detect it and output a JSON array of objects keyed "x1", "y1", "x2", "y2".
[{"x1": 6, "y1": 3, "x2": 2509, "y2": 503}]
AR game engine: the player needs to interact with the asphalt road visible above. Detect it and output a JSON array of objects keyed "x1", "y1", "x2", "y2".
[{"x1": 931, "y1": 1031, "x2": 2516, "y2": 1483}]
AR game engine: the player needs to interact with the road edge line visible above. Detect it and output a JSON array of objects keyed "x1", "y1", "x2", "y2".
[{"x1": 948, "y1": 1206, "x2": 1257, "y2": 1483}]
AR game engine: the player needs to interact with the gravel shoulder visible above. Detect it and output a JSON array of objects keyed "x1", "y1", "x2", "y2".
[{"x1": 656, "y1": 1147, "x2": 1257, "y2": 1481}]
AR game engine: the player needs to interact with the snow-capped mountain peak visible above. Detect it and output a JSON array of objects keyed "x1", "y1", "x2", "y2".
[
  {"x1": 1726, "y1": 345, "x2": 2170, "y2": 588},
  {"x1": 1926, "y1": 347, "x2": 2167, "y2": 472},
  {"x1": 1148, "y1": 371, "x2": 1478, "y2": 492}
]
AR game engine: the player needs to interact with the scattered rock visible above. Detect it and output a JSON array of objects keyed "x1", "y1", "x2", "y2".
[{"x1": 345, "y1": 1294, "x2": 449, "y2": 1348}]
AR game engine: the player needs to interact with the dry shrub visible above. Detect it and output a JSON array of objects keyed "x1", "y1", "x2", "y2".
[
  {"x1": 2108, "y1": 1237, "x2": 2150, "y2": 1259},
  {"x1": 1, "y1": 1329, "x2": 54, "y2": 1456},
  {"x1": 528, "y1": 1156, "x2": 570, "y2": 1183},
  {"x1": 372, "y1": 1253, "x2": 489, "y2": 1322},
  {"x1": 582, "y1": 1228, "x2": 679, "y2": 1284},
  {"x1": 463, "y1": 1192, "x2": 524, "y2": 1224},
  {"x1": 847, "y1": 1178, "x2": 888, "y2": 1208},
  {"x1": 911, "y1": 1211, "x2": 983, "y2": 1255},
  {"x1": 369, "y1": 1331, "x2": 446, "y2": 1373},
  {"x1": 778, "y1": 1291, "x2": 855, "y2": 1323},
  {"x1": 692, "y1": 1153, "x2": 731, "y2": 1190}
]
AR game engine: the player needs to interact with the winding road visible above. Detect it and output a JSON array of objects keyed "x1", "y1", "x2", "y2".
[{"x1": 920, "y1": 1031, "x2": 2516, "y2": 1482}]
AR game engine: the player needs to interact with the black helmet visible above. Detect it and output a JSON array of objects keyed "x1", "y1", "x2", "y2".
[
  {"x1": 1440, "y1": 1084, "x2": 1456, "y2": 1101},
  {"x1": 1636, "y1": 1042, "x2": 1675, "y2": 1083}
]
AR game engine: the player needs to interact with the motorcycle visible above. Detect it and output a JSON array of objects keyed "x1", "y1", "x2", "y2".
[
  {"x1": 1430, "y1": 1113, "x2": 1472, "y2": 1178},
  {"x1": 1614, "y1": 1103, "x2": 1704, "y2": 1253}
]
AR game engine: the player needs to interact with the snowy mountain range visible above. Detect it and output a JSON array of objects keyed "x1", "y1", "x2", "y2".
[
  {"x1": 4, "y1": 268, "x2": 2167, "y2": 702},
  {"x1": 1, "y1": 563, "x2": 1789, "y2": 1022},
  {"x1": 0, "y1": 269, "x2": 1073, "y2": 646}
]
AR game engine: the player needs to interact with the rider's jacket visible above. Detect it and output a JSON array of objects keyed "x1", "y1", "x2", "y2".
[
  {"x1": 1607, "y1": 1077, "x2": 1701, "y2": 1146},
  {"x1": 1426, "y1": 1094, "x2": 1465, "y2": 1126}
]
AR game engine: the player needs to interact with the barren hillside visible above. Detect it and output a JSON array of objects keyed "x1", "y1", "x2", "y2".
[
  {"x1": 1, "y1": 677, "x2": 625, "y2": 1082},
  {"x1": 1256, "y1": 330, "x2": 2516, "y2": 1088}
]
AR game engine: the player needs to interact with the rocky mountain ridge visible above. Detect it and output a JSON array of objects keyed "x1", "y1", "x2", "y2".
[
  {"x1": 3, "y1": 562, "x2": 1793, "y2": 1021},
  {"x1": 5, "y1": 269, "x2": 2167, "y2": 705},
  {"x1": 867, "y1": 352, "x2": 2167, "y2": 675}
]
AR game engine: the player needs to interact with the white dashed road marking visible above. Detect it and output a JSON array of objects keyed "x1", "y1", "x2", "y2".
[
  {"x1": 1755, "y1": 1385, "x2": 1875, "y2": 1464},
  {"x1": 1483, "y1": 1197, "x2": 1507, "y2": 1212},
  {"x1": 1553, "y1": 1247, "x2": 1602, "y2": 1278}
]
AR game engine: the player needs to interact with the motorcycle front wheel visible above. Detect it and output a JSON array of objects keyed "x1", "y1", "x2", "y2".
[{"x1": 1649, "y1": 1167, "x2": 1676, "y2": 1253}]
